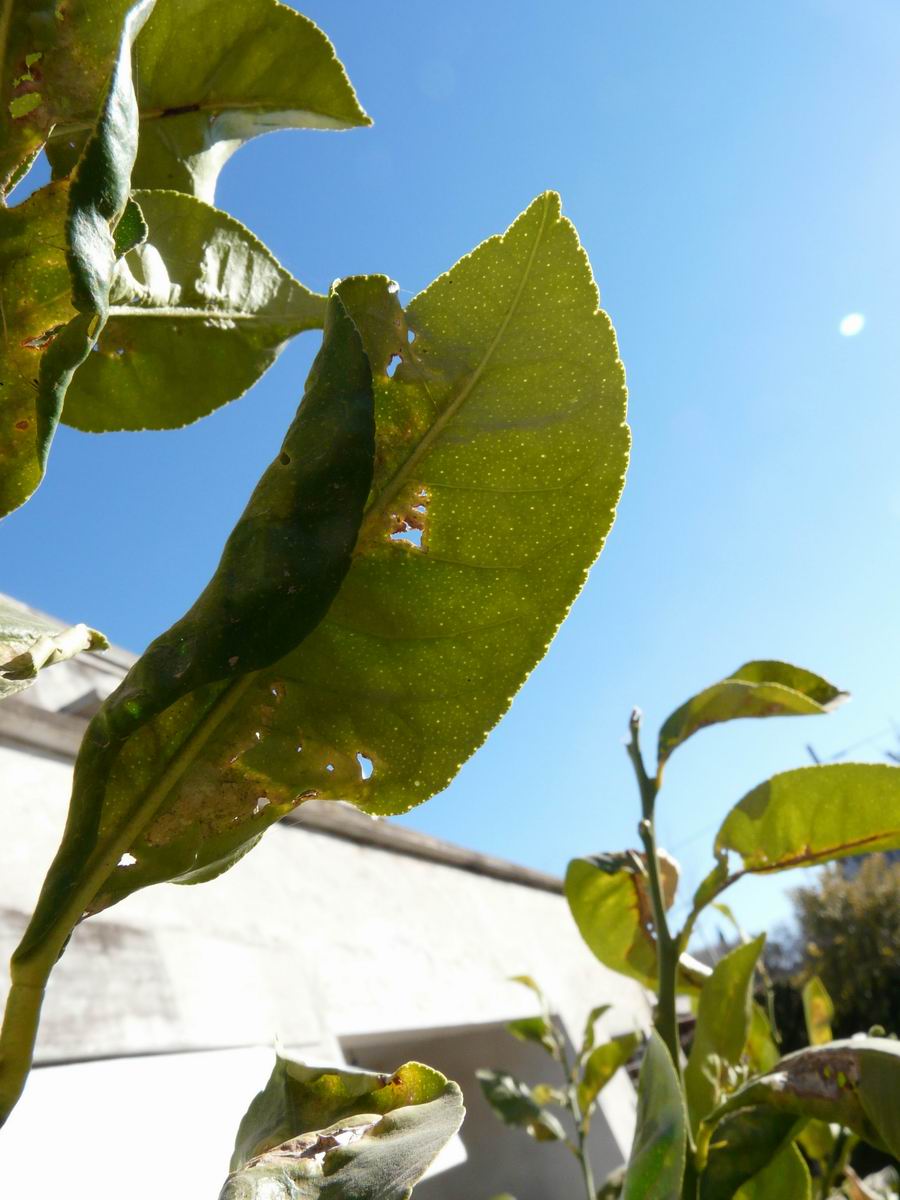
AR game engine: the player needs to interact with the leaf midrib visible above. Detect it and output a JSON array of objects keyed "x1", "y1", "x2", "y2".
[
  {"x1": 107, "y1": 304, "x2": 321, "y2": 324},
  {"x1": 357, "y1": 192, "x2": 552, "y2": 545},
  {"x1": 48, "y1": 99, "x2": 362, "y2": 141}
]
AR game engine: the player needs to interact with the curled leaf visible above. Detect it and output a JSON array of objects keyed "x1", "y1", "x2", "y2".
[
  {"x1": 623, "y1": 1030, "x2": 687, "y2": 1200},
  {"x1": 223, "y1": 1055, "x2": 463, "y2": 1200},
  {"x1": 658, "y1": 661, "x2": 847, "y2": 770},
  {"x1": 0, "y1": 598, "x2": 107, "y2": 702}
]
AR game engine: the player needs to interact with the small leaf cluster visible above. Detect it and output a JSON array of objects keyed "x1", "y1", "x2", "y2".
[{"x1": 566, "y1": 662, "x2": 900, "y2": 1199}]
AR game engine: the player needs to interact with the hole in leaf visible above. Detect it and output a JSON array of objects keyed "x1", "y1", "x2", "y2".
[
  {"x1": 407, "y1": 328, "x2": 416, "y2": 344},
  {"x1": 356, "y1": 752, "x2": 374, "y2": 780},
  {"x1": 386, "y1": 354, "x2": 401, "y2": 377},
  {"x1": 326, "y1": 763, "x2": 335, "y2": 773},
  {"x1": 390, "y1": 527, "x2": 423, "y2": 547},
  {"x1": 118, "y1": 852, "x2": 137, "y2": 867},
  {"x1": 253, "y1": 796, "x2": 270, "y2": 815}
]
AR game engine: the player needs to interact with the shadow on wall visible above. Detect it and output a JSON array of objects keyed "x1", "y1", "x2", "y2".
[{"x1": 342, "y1": 1018, "x2": 625, "y2": 1200}]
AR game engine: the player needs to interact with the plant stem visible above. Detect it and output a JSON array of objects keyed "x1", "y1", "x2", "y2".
[
  {"x1": 625, "y1": 709, "x2": 681, "y2": 1071},
  {"x1": 554, "y1": 1023, "x2": 596, "y2": 1200}
]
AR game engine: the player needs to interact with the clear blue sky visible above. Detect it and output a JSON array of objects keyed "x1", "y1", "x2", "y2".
[{"x1": 3, "y1": 1, "x2": 899, "y2": 940}]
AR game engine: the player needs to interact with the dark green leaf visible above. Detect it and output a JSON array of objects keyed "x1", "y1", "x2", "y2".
[
  {"x1": 476, "y1": 1069, "x2": 566, "y2": 1142},
  {"x1": 734, "y1": 1143, "x2": 811, "y2": 1200},
  {"x1": 506, "y1": 1016, "x2": 558, "y2": 1059},
  {"x1": 577, "y1": 1032, "x2": 640, "y2": 1128},
  {"x1": 685, "y1": 935, "x2": 765, "y2": 1132},
  {"x1": 802, "y1": 976, "x2": 835, "y2": 1046},
  {"x1": 709, "y1": 1037, "x2": 900, "y2": 1157},
  {"x1": 699, "y1": 1108, "x2": 800, "y2": 1200},
  {"x1": 14, "y1": 281, "x2": 378, "y2": 957},
  {"x1": 0, "y1": 0, "x2": 153, "y2": 516},
  {"x1": 0, "y1": 596, "x2": 107, "y2": 702},
  {"x1": 715, "y1": 764, "x2": 900, "y2": 875},
  {"x1": 62, "y1": 189, "x2": 326, "y2": 431},
  {"x1": 222, "y1": 1055, "x2": 463, "y2": 1200},
  {"x1": 565, "y1": 854, "x2": 710, "y2": 992},
  {"x1": 622, "y1": 1031, "x2": 687, "y2": 1200},
  {"x1": 47, "y1": 0, "x2": 370, "y2": 202},
  {"x1": 657, "y1": 661, "x2": 847, "y2": 769}
]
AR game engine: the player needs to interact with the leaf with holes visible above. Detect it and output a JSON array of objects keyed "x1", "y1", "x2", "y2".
[
  {"x1": 715, "y1": 764, "x2": 900, "y2": 875},
  {"x1": 0, "y1": 596, "x2": 107, "y2": 703},
  {"x1": 12, "y1": 281, "x2": 377, "y2": 972},
  {"x1": 699, "y1": 1108, "x2": 801, "y2": 1200},
  {"x1": 0, "y1": 0, "x2": 154, "y2": 516},
  {"x1": 476, "y1": 1070, "x2": 566, "y2": 1143},
  {"x1": 684, "y1": 936, "x2": 765, "y2": 1133},
  {"x1": 565, "y1": 853, "x2": 709, "y2": 992},
  {"x1": 62, "y1": 188, "x2": 326, "y2": 431},
  {"x1": 46, "y1": 0, "x2": 370, "y2": 202},
  {"x1": 222, "y1": 1054, "x2": 463, "y2": 1200},
  {"x1": 578, "y1": 1032, "x2": 640, "y2": 1131},
  {"x1": 657, "y1": 661, "x2": 846, "y2": 771},
  {"x1": 707, "y1": 1038, "x2": 900, "y2": 1158},
  {"x1": 622, "y1": 1031, "x2": 687, "y2": 1200}
]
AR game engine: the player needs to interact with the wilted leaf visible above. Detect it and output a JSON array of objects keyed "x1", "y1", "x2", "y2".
[
  {"x1": 715, "y1": 765, "x2": 900, "y2": 875},
  {"x1": 802, "y1": 976, "x2": 835, "y2": 1046},
  {"x1": 47, "y1": 0, "x2": 370, "y2": 201},
  {"x1": 14, "y1": 281, "x2": 377, "y2": 956},
  {"x1": 710, "y1": 1037, "x2": 900, "y2": 1158},
  {"x1": 506, "y1": 1016, "x2": 559, "y2": 1059},
  {"x1": 622, "y1": 1031, "x2": 687, "y2": 1200},
  {"x1": 476, "y1": 1069, "x2": 567, "y2": 1143},
  {"x1": 684, "y1": 936, "x2": 765, "y2": 1133},
  {"x1": 657, "y1": 661, "x2": 846, "y2": 770},
  {"x1": 699, "y1": 1108, "x2": 800, "y2": 1200},
  {"x1": 62, "y1": 188, "x2": 326, "y2": 431},
  {"x1": 222, "y1": 1055, "x2": 463, "y2": 1200},
  {"x1": 565, "y1": 854, "x2": 710, "y2": 992},
  {"x1": 577, "y1": 1032, "x2": 640, "y2": 1129},
  {"x1": 0, "y1": 597, "x2": 107, "y2": 703},
  {"x1": 0, "y1": 0, "x2": 153, "y2": 516},
  {"x1": 734, "y1": 1142, "x2": 811, "y2": 1200}
]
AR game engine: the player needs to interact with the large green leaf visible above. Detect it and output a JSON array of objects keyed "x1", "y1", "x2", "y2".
[
  {"x1": 684, "y1": 936, "x2": 765, "y2": 1133},
  {"x1": 0, "y1": 0, "x2": 136, "y2": 196},
  {"x1": 577, "y1": 1032, "x2": 640, "y2": 1129},
  {"x1": 13, "y1": 282, "x2": 377, "y2": 960},
  {"x1": 699, "y1": 1108, "x2": 800, "y2": 1200},
  {"x1": 18, "y1": 192, "x2": 627, "y2": 929},
  {"x1": 46, "y1": 0, "x2": 370, "y2": 201},
  {"x1": 476, "y1": 1069, "x2": 566, "y2": 1143},
  {"x1": 734, "y1": 1143, "x2": 811, "y2": 1200},
  {"x1": 565, "y1": 854, "x2": 710, "y2": 992},
  {"x1": 0, "y1": 597, "x2": 107, "y2": 703},
  {"x1": 222, "y1": 1055, "x2": 463, "y2": 1200},
  {"x1": 61, "y1": 188, "x2": 326, "y2": 431},
  {"x1": 657, "y1": 661, "x2": 846, "y2": 770},
  {"x1": 0, "y1": 0, "x2": 153, "y2": 516},
  {"x1": 715, "y1": 764, "x2": 900, "y2": 875},
  {"x1": 622, "y1": 1031, "x2": 687, "y2": 1200},
  {"x1": 709, "y1": 1038, "x2": 900, "y2": 1157}
]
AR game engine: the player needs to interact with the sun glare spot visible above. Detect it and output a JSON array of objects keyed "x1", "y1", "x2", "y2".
[{"x1": 839, "y1": 313, "x2": 865, "y2": 337}]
